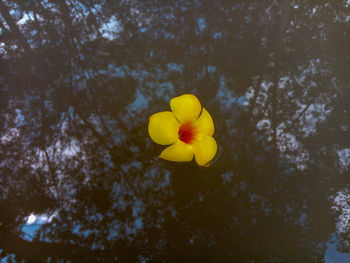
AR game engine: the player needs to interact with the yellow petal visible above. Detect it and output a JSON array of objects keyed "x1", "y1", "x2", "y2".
[
  {"x1": 193, "y1": 135, "x2": 217, "y2": 166},
  {"x1": 170, "y1": 94, "x2": 202, "y2": 123},
  {"x1": 159, "y1": 140, "x2": 194, "y2": 162},
  {"x1": 148, "y1": 111, "x2": 180, "y2": 145},
  {"x1": 195, "y1": 108, "x2": 214, "y2": 136}
]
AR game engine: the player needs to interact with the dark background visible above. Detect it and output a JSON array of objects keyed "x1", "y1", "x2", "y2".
[{"x1": 0, "y1": 0, "x2": 349, "y2": 262}]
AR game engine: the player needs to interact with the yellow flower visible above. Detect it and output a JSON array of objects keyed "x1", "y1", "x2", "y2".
[{"x1": 148, "y1": 94, "x2": 217, "y2": 166}]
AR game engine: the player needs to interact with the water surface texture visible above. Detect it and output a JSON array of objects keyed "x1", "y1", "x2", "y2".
[{"x1": 0, "y1": 0, "x2": 350, "y2": 262}]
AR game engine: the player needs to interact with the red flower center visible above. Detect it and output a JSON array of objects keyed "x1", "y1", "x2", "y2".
[{"x1": 178, "y1": 122, "x2": 196, "y2": 144}]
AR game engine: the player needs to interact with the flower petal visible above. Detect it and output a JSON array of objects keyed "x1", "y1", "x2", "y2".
[
  {"x1": 193, "y1": 135, "x2": 217, "y2": 166},
  {"x1": 195, "y1": 108, "x2": 214, "y2": 136},
  {"x1": 170, "y1": 94, "x2": 202, "y2": 123},
  {"x1": 159, "y1": 140, "x2": 194, "y2": 162},
  {"x1": 148, "y1": 111, "x2": 180, "y2": 145}
]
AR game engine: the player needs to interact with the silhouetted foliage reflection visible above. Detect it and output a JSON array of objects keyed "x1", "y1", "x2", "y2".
[{"x1": 0, "y1": 0, "x2": 349, "y2": 262}]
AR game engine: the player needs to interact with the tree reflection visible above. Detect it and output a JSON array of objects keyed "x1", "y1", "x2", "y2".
[{"x1": 0, "y1": 0, "x2": 349, "y2": 262}]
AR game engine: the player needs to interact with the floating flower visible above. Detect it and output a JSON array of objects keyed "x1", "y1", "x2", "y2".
[{"x1": 148, "y1": 94, "x2": 217, "y2": 166}]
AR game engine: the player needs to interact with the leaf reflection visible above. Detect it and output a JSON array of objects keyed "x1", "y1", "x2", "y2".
[{"x1": 0, "y1": 0, "x2": 349, "y2": 262}]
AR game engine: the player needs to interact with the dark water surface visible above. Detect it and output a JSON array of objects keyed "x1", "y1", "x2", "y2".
[{"x1": 0, "y1": 0, "x2": 350, "y2": 262}]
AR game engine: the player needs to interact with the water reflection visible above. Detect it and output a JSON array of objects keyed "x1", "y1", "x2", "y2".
[{"x1": 0, "y1": 0, "x2": 349, "y2": 262}]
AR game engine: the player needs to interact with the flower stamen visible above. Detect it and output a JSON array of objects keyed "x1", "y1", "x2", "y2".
[{"x1": 178, "y1": 122, "x2": 196, "y2": 144}]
